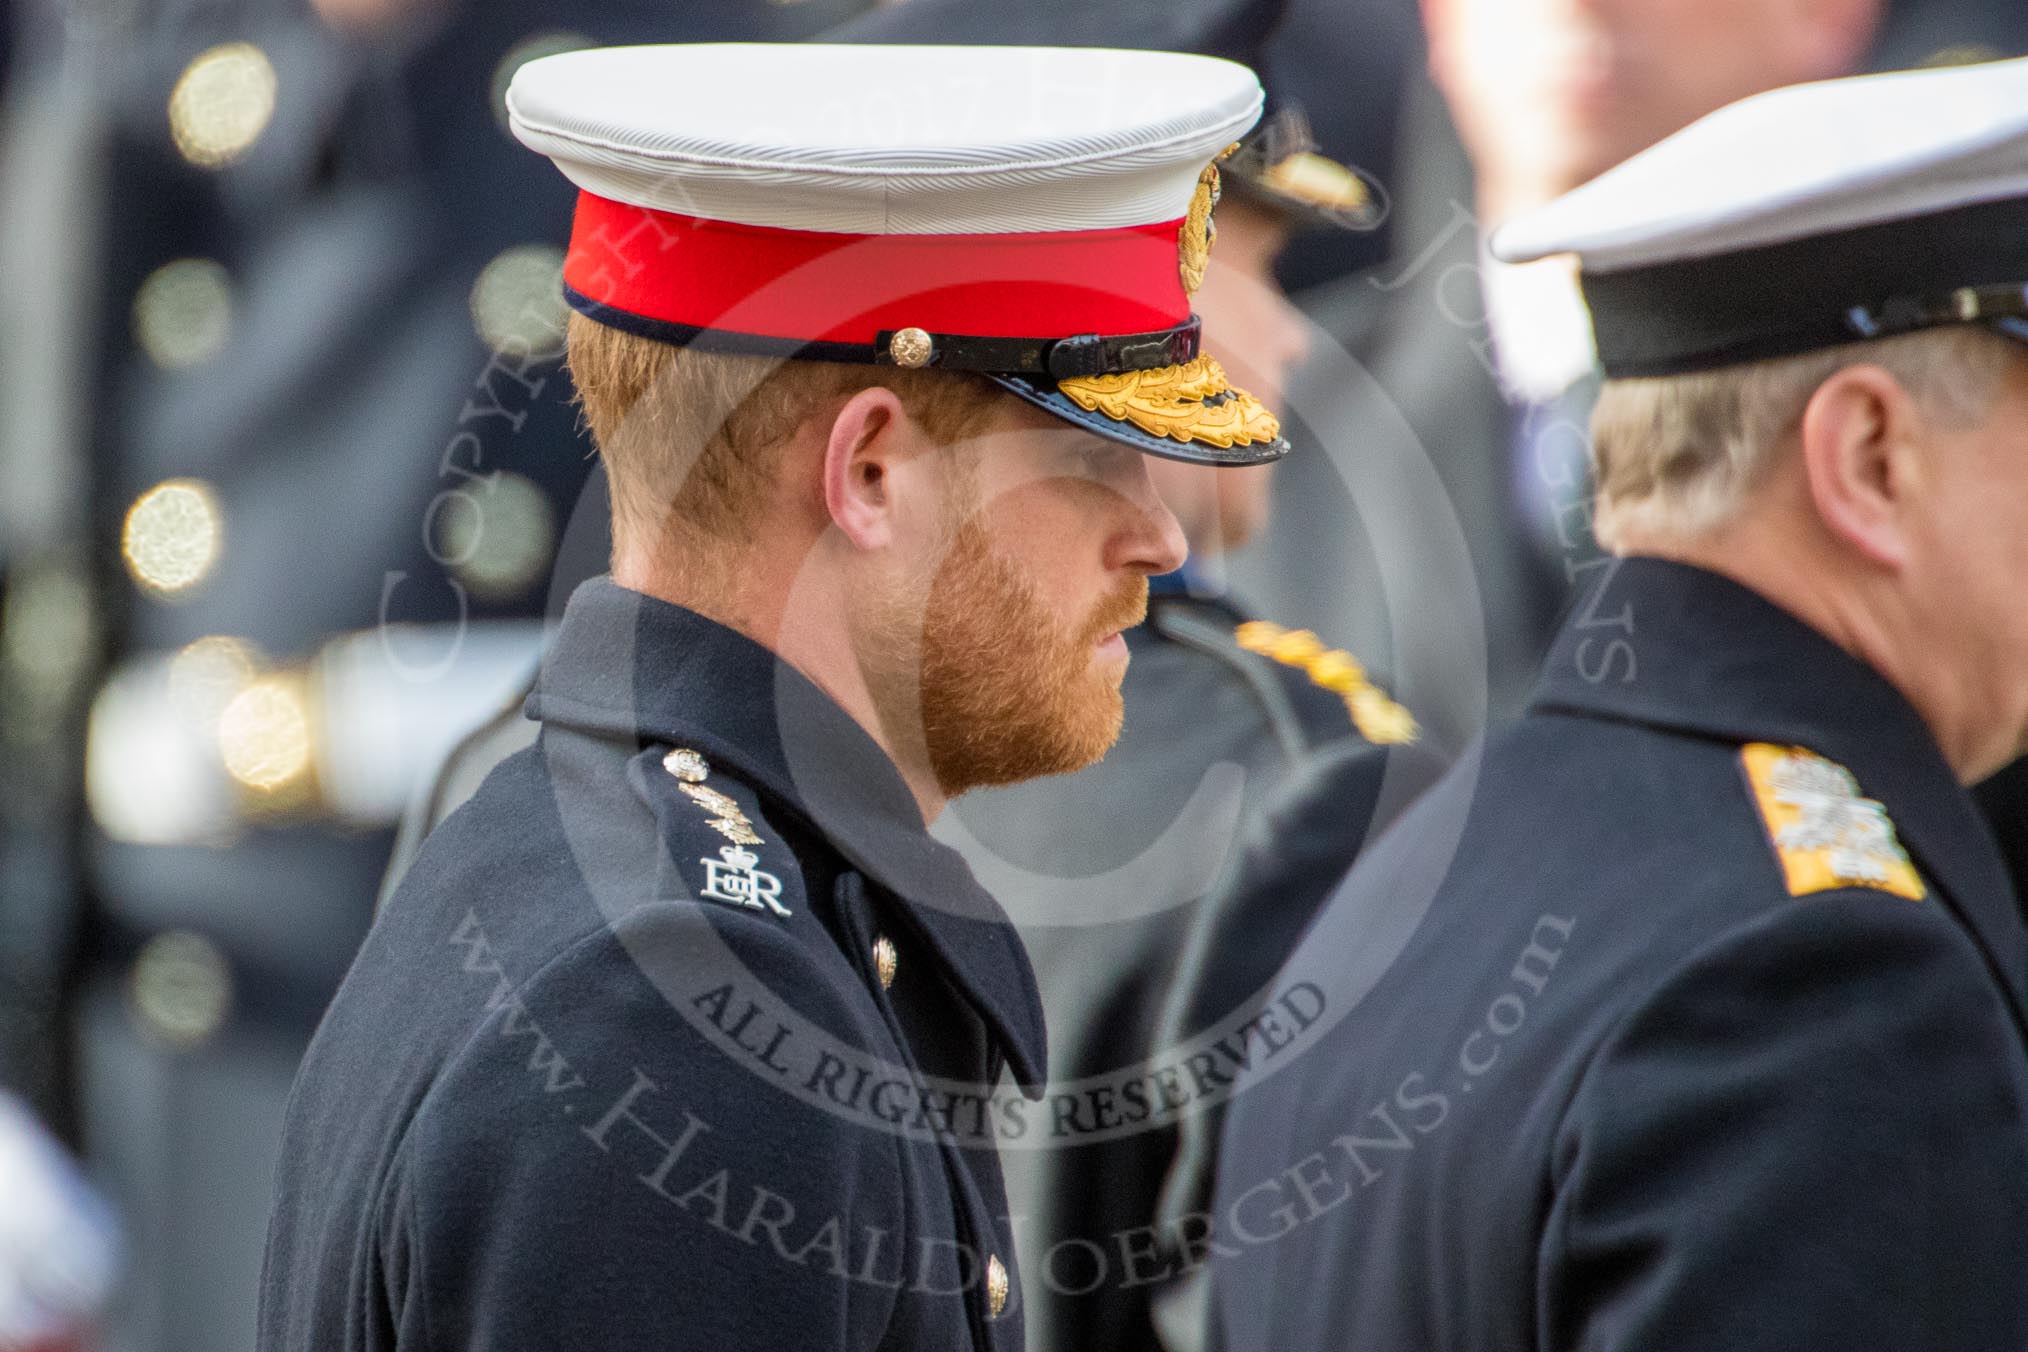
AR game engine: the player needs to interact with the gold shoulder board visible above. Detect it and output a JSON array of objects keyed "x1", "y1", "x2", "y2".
[
  {"x1": 1233, "y1": 620, "x2": 1418, "y2": 746},
  {"x1": 1740, "y1": 743, "x2": 1924, "y2": 900}
]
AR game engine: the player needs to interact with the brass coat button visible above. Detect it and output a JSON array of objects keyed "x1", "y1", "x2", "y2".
[
  {"x1": 985, "y1": 1253, "x2": 1009, "y2": 1318},
  {"x1": 872, "y1": 934, "x2": 898, "y2": 990}
]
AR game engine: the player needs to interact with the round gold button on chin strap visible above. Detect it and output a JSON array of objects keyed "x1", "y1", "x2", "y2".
[
  {"x1": 889, "y1": 326, "x2": 934, "y2": 368},
  {"x1": 985, "y1": 1253, "x2": 1009, "y2": 1319},
  {"x1": 872, "y1": 934, "x2": 898, "y2": 990}
]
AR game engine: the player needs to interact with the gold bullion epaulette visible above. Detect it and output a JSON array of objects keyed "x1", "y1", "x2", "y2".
[
  {"x1": 1739, "y1": 743, "x2": 1924, "y2": 901},
  {"x1": 1232, "y1": 620, "x2": 1418, "y2": 746}
]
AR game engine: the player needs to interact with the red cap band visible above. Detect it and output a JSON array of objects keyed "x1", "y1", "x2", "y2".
[{"x1": 563, "y1": 191, "x2": 1192, "y2": 346}]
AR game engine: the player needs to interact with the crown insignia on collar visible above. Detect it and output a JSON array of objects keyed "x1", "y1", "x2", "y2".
[
  {"x1": 1741, "y1": 744, "x2": 1924, "y2": 900},
  {"x1": 698, "y1": 844, "x2": 790, "y2": 917}
]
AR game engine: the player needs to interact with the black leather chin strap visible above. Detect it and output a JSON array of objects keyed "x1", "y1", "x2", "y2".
[
  {"x1": 564, "y1": 284, "x2": 1202, "y2": 379},
  {"x1": 873, "y1": 316, "x2": 1201, "y2": 378}
]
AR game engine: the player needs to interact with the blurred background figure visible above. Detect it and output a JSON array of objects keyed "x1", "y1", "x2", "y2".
[{"x1": 1239, "y1": 0, "x2": 2028, "y2": 750}]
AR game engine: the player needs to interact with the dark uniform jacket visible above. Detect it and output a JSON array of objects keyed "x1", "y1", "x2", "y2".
[
  {"x1": 945, "y1": 580, "x2": 1443, "y2": 1352},
  {"x1": 258, "y1": 578, "x2": 1046, "y2": 1351},
  {"x1": 1210, "y1": 557, "x2": 2028, "y2": 1350}
]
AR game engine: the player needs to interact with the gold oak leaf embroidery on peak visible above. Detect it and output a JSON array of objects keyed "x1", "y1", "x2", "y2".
[{"x1": 1056, "y1": 355, "x2": 1281, "y2": 450}]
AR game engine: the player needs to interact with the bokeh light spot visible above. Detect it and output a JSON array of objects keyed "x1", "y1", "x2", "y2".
[
  {"x1": 130, "y1": 930, "x2": 234, "y2": 1049},
  {"x1": 470, "y1": 244, "x2": 568, "y2": 358},
  {"x1": 133, "y1": 258, "x2": 233, "y2": 369},
  {"x1": 441, "y1": 472, "x2": 556, "y2": 601},
  {"x1": 121, "y1": 479, "x2": 223, "y2": 597},
  {"x1": 168, "y1": 41, "x2": 277, "y2": 169},
  {"x1": 217, "y1": 675, "x2": 312, "y2": 791},
  {"x1": 490, "y1": 31, "x2": 594, "y2": 131},
  {"x1": 169, "y1": 635, "x2": 264, "y2": 733}
]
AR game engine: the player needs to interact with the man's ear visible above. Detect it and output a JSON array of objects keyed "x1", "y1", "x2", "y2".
[
  {"x1": 822, "y1": 386, "x2": 911, "y2": 551},
  {"x1": 1796, "y1": 363, "x2": 1924, "y2": 569}
]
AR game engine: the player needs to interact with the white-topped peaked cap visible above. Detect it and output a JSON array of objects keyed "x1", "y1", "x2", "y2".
[
  {"x1": 1490, "y1": 55, "x2": 2028, "y2": 377},
  {"x1": 508, "y1": 43, "x2": 1262, "y2": 235},
  {"x1": 508, "y1": 43, "x2": 1286, "y2": 465}
]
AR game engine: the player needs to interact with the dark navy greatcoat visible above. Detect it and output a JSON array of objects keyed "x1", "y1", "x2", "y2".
[
  {"x1": 1209, "y1": 557, "x2": 2028, "y2": 1351},
  {"x1": 258, "y1": 578, "x2": 1047, "y2": 1351}
]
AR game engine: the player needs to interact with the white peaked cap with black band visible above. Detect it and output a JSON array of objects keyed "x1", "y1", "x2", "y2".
[
  {"x1": 1491, "y1": 54, "x2": 2028, "y2": 378},
  {"x1": 506, "y1": 43, "x2": 1289, "y2": 464}
]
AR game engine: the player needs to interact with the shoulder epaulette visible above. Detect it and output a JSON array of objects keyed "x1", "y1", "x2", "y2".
[
  {"x1": 1232, "y1": 620, "x2": 1419, "y2": 746},
  {"x1": 1739, "y1": 742, "x2": 1924, "y2": 901}
]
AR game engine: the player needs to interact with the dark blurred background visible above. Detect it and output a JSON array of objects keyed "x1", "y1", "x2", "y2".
[{"x1": 1, "y1": 0, "x2": 2023, "y2": 1346}]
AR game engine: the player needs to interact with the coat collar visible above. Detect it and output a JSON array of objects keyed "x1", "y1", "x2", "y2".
[
  {"x1": 525, "y1": 577, "x2": 1048, "y2": 1091},
  {"x1": 1531, "y1": 557, "x2": 2028, "y2": 1026}
]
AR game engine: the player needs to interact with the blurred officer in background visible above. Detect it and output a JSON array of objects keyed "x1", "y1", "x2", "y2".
[
  {"x1": 1213, "y1": 55, "x2": 2028, "y2": 1350},
  {"x1": 1233, "y1": 0, "x2": 2028, "y2": 940},
  {"x1": 262, "y1": 38, "x2": 1308, "y2": 1351},
  {"x1": 1257, "y1": 0, "x2": 1888, "y2": 752},
  {"x1": 1246, "y1": 0, "x2": 2028, "y2": 926},
  {"x1": 824, "y1": 7, "x2": 1447, "y2": 1352},
  {"x1": 0, "y1": 0, "x2": 865, "y2": 1346},
  {"x1": 1245, "y1": 0, "x2": 2028, "y2": 747},
  {"x1": 1254, "y1": 0, "x2": 1422, "y2": 291}
]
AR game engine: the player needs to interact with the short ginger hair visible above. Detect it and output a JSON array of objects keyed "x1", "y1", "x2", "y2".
[{"x1": 565, "y1": 311, "x2": 1003, "y2": 564}]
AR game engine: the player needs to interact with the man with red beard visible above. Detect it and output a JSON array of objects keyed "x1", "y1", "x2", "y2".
[
  {"x1": 815, "y1": 11, "x2": 1450, "y2": 1352},
  {"x1": 825, "y1": 13, "x2": 1444, "y2": 1352},
  {"x1": 257, "y1": 41, "x2": 1289, "y2": 1352}
]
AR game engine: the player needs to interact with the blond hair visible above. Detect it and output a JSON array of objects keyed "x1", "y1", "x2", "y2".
[
  {"x1": 565, "y1": 311, "x2": 1001, "y2": 567},
  {"x1": 1589, "y1": 325, "x2": 2017, "y2": 551}
]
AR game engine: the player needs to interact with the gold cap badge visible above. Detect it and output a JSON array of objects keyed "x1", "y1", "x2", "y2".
[
  {"x1": 1177, "y1": 143, "x2": 1242, "y2": 298},
  {"x1": 1178, "y1": 160, "x2": 1221, "y2": 297}
]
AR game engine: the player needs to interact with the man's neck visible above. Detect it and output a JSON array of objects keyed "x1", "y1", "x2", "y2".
[
  {"x1": 770, "y1": 598, "x2": 950, "y2": 827},
  {"x1": 621, "y1": 552, "x2": 950, "y2": 826},
  {"x1": 1625, "y1": 530, "x2": 2006, "y2": 784}
]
